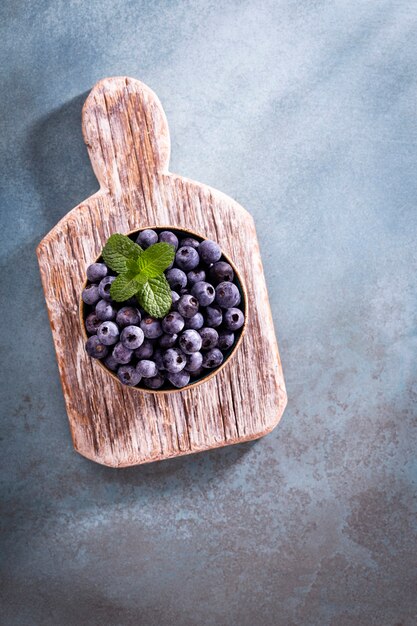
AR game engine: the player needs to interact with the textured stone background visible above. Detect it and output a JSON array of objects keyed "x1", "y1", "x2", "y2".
[{"x1": 1, "y1": 1, "x2": 416, "y2": 625}]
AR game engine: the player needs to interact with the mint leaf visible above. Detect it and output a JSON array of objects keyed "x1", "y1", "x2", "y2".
[
  {"x1": 102, "y1": 234, "x2": 143, "y2": 273},
  {"x1": 137, "y1": 274, "x2": 172, "y2": 318},
  {"x1": 137, "y1": 243, "x2": 175, "y2": 279},
  {"x1": 110, "y1": 271, "x2": 143, "y2": 302}
]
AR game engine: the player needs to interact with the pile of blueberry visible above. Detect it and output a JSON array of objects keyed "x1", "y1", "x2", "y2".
[{"x1": 82, "y1": 228, "x2": 245, "y2": 390}]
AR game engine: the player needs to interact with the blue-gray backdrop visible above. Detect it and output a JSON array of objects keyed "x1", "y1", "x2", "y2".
[{"x1": 1, "y1": 1, "x2": 416, "y2": 625}]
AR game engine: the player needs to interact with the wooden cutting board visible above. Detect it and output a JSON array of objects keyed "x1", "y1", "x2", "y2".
[{"x1": 37, "y1": 76, "x2": 287, "y2": 467}]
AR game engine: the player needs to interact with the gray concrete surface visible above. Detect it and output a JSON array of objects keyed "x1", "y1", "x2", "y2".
[{"x1": 1, "y1": 1, "x2": 416, "y2": 625}]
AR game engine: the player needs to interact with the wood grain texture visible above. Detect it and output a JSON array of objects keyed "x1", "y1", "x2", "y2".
[{"x1": 37, "y1": 76, "x2": 287, "y2": 467}]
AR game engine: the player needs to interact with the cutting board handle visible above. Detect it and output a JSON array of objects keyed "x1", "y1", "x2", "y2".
[{"x1": 82, "y1": 76, "x2": 171, "y2": 192}]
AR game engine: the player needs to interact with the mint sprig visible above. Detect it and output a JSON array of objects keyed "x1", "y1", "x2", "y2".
[{"x1": 103, "y1": 233, "x2": 175, "y2": 318}]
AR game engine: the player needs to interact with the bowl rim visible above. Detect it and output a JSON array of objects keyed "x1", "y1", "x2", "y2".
[{"x1": 79, "y1": 224, "x2": 248, "y2": 394}]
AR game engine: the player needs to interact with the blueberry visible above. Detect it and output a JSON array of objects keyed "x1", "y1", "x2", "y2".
[
  {"x1": 87, "y1": 263, "x2": 108, "y2": 282},
  {"x1": 217, "y1": 330, "x2": 235, "y2": 350},
  {"x1": 162, "y1": 311, "x2": 185, "y2": 335},
  {"x1": 97, "y1": 321, "x2": 120, "y2": 345},
  {"x1": 185, "y1": 351, "x2": 203, "y2": 372},
  {"x1": 153, "y1": 348, "x2": 165, "y2": 370},
  {"x1": 202, "y1": 348, "x2": 224, "y2": 368},
  {"x1": 116, "y1": 306, "x2": 141, "y2": 327},
  {"x1": 177, "y1": 294, "x2": 199, "y2": 318},
  {"x1": 166, "y1": 268, "x2": 187, "y2": 291},
  {"x1": 191, "y1": 281, "x2": 216, "y2": 306},
  {"x1": 199, "y1": 239, "x2": 221, "y2": 264},
  {"x1": 140, "y1": 317, "x2": 163, "y2": 339},
  {"x1": 143, "y1": 373, "x2": 165, "y2": 389},
  {"x1": 112, "y1": 342, "x2": 133, "y2": 364},
  {"x1": 163, "y1": 348, "x2": 187, "y2": 373},
  {"x1": 180, "y1": 237, "x2": 200, "y2": 249},
  {"x1": 187, "y1": 269, "x2": 206, "y2": 286},
  {"x1": 136, "y1": 359, "x2": 158, "y2": 378},
  {"x1": 82, "y1": 284, "x2": 100, "y2": 305},
  {"x1": 171, "y1": 291, "x2": 180, "y2": 310},
  {"x1": 189, "y1": 366, "x2": 204, "y2": 378},
  {"x1": 95, "y1": 299, "x2": 117, "y2": 321},
  {"x1": 167, "y1": 370, "x2": 190, "y2": 388},
  {"x1": 180, "y1": 287, "x2": 189, "y2": 295},
  {"x1": 98, "y1": 276, "x2": 116, "y2": 301},
  {"x1": 117, "y1": 365, "x2": 141, "y2": 386},
  {"x1": 134, "y1": 339, "x2": 154, "y2": 359},
  {"x1": 85, "y1": 312, "x2": 101, "y2": 334},
  {"x1": 159, "y1": 230, "x2": 179, "y2": 250},
  {"x1": 120, "y1": 325, "x2": 145, "y2": 349},
  {"x1": 159, "y1": 333, "x2": 178, "y2": 349},
  {"x1": 184, "y1": 312, "x2": 204, "y2": 330},
  {"x1": 175, "y1": 246, "x2": 200, "y2": 271},
  {"x1": 179, "y1": 329, "x2": 202, "y2": 354},
  {"x1": 209, "y1": 261, "x2": 234, "y2": 284},
  {"x1": 205, "y1": 305, "x2": 223, "y2": 328},
  {"x1": 198, "y1": 327, "x2": 219, "y2": 350},
  {"x1": 215, "y1": 281, "x2": 240, "y2": 308},
  {"x1": 104, "y1": 354, "x2": 119, "y2": 371},
  {"x1": 136, "y1": 229, "x2": 158, "y2": 249},
  {"x1": 224, "y1": 308, "x2": 245, "y2": 330},
  {"x1": 85, "y1": 335, "x2": 108, "y2": 359}
]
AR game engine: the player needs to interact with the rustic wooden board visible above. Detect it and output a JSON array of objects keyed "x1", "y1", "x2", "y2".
[{"x1": 37, "y1": 76, "x2": 287, "y2": 467}]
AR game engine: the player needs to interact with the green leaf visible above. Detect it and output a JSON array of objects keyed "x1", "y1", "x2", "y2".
[
  {"x1": 109, "y1": 271, "x2": 142, "y2": 302},
  {"x1": 137, "y1": 274, "x2": 172, "y2": 318},
  {"x1": 137, "y1": 243, "x2": 175, "y2": 279},
  {"x1": 102, "y1": 234, "x2": 143, "y2": 273}
]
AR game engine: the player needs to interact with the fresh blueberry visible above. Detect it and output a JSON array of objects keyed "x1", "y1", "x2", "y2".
[
  {"x1": 159, "y1": 230, "x2": 179, "y2": 250},
  {"x1": 175, "y1": 246, "x2": 200, "y2": 271},
  {"x1": 167, "y1": 370, "x2": 190, "y2": 388},
  {"x1": 199, "y1": 239, "x2": 221, "y2": 264},
  {"x1": 85, "y1": 335, "x2": 109, "y2": 359},
  {"x1": 184, "y1": 312, "x2": 204, "y2": 330},
  {"x1": 187, "y1": 269, "x2": 206, "y2": 287},
  {"x1": 120, "y1": 325, "x2": 145, "y2": 349},
  {"x1": 116, "y1": 306, "x2": 141, "y2": 327},
  {"x1": 87, "y1": 263, "x2": 108, "y2": 282},
  {"x1": 209, "y1": 261, "x2": 234, "y2": 284},
  {"x1": 224, "y1": 308, "x2": 245, "y2": 330},
  {"x1": 140, "y1": 317, "x2": 163, "y2": 339},
  {"x1": 163, "y1": 348, "x2": 187, "y2": 373},
  {"x1": 180, "y1": 287, "x2": 189, "y2": 295},
  {"x1": 217, "y1": 330, "x2": 235, "y2": 350},
  {"x1": 136, "y1": 359, "x2": 158, "y2": 378},
  {"x1": 134, "y1": 339, "x2": 154, "y2": 359},
  {"x1": 136, "y1": 229, "x2": 158, "y2": 249},
  {"x1": 112, "y1": 342, "x2": 133, "y2": 364},
  {"x1": 189, "y1": 366, "x2": 204, "y2": 378},
  {"x1": 98, "y1": 276, "x2": 116, "y2": 301},
  {"x1": 153, "y1": 348, "x2": 165, "y2": 370},
  {"x1": 143, "y1": 373, "x2": 165, "y2": 389},
  {"x1": 180, "y1": 237, "x2": 200, "y2": 249},
  {"x1": 185, "y1": 351, "x2": 203, "y2": 372},
  {"x1": 166, "y1": 268, "x2": 187, "y2": 291},
  {"x1": 97, "y1": 321, "x2": 120, "y2": 345},
  {"x1": 198, "y1": 327, "x2": 219, "y2": 350},
  {"x1": 95, "y1": 299, "x2": 117, "y2": 321},
  {"x1": 117, "y1": 365, "x2": 141, "y2": 386},
  {"x1": 162, "y1": 311, "x2": 185, "y2": 334},
  {"x1": 202, "y1": 348, "x2": 224, "y2": 368},
  {"x1": 191, "y1": 281, "x2": 216, "y2": 306},
  {"x1": 104, "y1": 354, "x2": 119, "y2": 371},
  {"x1": 85, "y1": 312, "x2": 101, "y2": 334},
  {"x1": 205, "y1": 305, "x2": 223, "y2": 328},
  {"x1": 171, "y1": 291, "x2": 180, "y2": 310},
  {"x1": 82, "y1": 284, "x2": 100, "y2": 305},
  {"x1": 215, "y1": 281, "x2": 240, "y2": 308},
  {"x1": 85, "y1": 335, "x2": 108, "y2": 359},
  {"x1": 179, "y1": 329, "x2": 202, "y2": 354},
  {"x1": 159, "y1": 333, "x2": 178, "y2": 349},
  {"x1": 177, "y1": 294, "x2": 199, "y2": 318}
]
